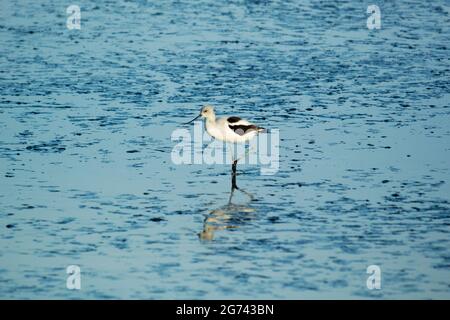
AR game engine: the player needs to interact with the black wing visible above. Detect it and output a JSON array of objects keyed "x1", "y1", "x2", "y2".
[
  {"x1": 227, "y1": 116, "x2": 241, "y2": 123},
  {"x1": 228, "y1": 124, "x2": 261, "y2": 136}
]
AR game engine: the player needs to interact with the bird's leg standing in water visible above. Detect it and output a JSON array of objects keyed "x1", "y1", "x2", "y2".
[
  {"x1": 231, "y1": 159, "x2": 238, "y2": 191},
  {"x1": 228, "y1": 160, "x2": 238, "y2": 204},
  {"x1": 230, "y1": 143, "x2": 255, "y2": 192},
  {"x1": 226, "y1": 142, "x2": 239, "y2": 190}
]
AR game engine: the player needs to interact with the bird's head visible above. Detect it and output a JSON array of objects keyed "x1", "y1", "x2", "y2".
[
  {"x1": 200, "y1": 105, "x2": 214, "y2": 119},
  {"x1": 184, "y1": 105, "x2": 215, "y2": 124}
]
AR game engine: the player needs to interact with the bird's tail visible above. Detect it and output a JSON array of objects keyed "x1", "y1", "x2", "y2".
[{"x1": 257, "y1": 127, "x2": 267, "y2": 133}]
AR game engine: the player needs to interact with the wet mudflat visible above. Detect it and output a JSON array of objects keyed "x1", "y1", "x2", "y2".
[{"x1": 0, "y1": 0, "x2": 449, "y2": 298}]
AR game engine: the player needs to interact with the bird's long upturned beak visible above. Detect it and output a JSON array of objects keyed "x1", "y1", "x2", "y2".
[{"x1": 183, "y1": 114, "x2": 201, "y2": 125}]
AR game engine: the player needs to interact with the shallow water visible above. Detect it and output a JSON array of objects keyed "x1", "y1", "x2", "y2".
[{"x1": 1, "y1": 0, "x2": 450, "y2": 299}]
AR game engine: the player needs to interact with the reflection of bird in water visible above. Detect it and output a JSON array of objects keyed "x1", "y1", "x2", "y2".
[
  {"x1": 199, "y1": 187, "x2": 255, "y2": 241},
  {"x1": 184, "y1": 105, "x2": 266, "y2": 189}
]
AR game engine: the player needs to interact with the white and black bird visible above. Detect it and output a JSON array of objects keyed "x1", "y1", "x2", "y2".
[
  {"x1": 184, "y1": 105, "x2": 265, "y2": 190},
  {"x1": 184, "y1": 105, "x2": 265, "y2": 143}
]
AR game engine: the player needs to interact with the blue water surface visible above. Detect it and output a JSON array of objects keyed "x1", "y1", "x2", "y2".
[{"x1": 0, "y1": 0, "x2": 449, "y2": 299}]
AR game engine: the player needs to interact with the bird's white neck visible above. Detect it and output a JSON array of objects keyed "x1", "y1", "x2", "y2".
[{"x1": 205, "y1": 113, "x2": 216, "y2": 123}]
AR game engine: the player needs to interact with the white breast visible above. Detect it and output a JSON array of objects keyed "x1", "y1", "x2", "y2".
[{"x1": 205, "y1": 120, "x2": 226, "y2": 141}]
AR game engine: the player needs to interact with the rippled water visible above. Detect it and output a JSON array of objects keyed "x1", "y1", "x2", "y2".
[{"x1": 1, "y1": 0, "x2": 449, "y2": 299}]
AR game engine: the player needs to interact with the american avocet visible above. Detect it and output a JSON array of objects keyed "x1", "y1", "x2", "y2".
[{"x1": 184, "y1": 105, "x2": 265, "y2": 189}]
